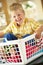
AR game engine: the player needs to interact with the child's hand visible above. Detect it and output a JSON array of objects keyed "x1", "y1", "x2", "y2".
[
  {"x1": 35, "y1": 25, "x2": 43, "y2": 39},
  {"x1": 35, "y1": 32, "x2": 41, "y2": 39},
  {"x1": 16, "y1": 34, "x2": 22, "y2": 38},
  {"x1": 0, "y1": 31, "x2": 4, "y2": 38}
]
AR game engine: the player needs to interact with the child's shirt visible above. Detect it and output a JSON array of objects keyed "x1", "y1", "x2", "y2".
[{"x1": 3, "y1": 18, "x2": 41, "y2": 38}]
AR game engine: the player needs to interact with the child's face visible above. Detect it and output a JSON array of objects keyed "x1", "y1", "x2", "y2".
[{"x1": 11, "y1": 9, "x2": 25, "y2": 26}]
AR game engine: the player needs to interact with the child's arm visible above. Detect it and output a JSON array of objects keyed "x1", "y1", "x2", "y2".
[
  {"x1": 0, "y1": 23, "x2": 12, "y2": 38},
  {"x1": 35, "y1": 25, "x2": 43, "y2": 39},
  {"x1": 29, "y1": 18, "x2": 43, "y2": 39}
]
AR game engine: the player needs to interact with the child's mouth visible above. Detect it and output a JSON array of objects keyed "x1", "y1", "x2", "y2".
[{"x1": 17, "y1": 23, "x2": 20, "y2": 26}]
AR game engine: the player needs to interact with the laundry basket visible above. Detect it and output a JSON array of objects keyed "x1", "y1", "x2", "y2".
[{"x1": 0, "y1": 33, "x2": 43, "y2": 65}]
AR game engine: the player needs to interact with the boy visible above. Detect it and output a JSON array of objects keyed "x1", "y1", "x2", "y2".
[{"x1": 0, "y1": 3, "x2": 43, "y2": 41}]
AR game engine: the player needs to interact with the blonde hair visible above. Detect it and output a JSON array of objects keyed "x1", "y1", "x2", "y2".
[{"x1": 10, "y1": 3, "x2": 24, "y2": 11}]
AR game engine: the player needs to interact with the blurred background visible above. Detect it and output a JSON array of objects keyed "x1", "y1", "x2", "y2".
[
  {"x1": 0, "y1": 0, "x2": 43, "y2": 30},
  {"x1": 0, "y1": 0, "x2": 43, "y2": 65}
]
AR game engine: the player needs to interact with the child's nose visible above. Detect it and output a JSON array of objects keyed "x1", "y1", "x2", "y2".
[
  {"x1": 16, "y1": 16, "x2": 20, "y2": 20},
  {"x1": 16, "y1": 16, "x2": 19, "y2": 19}
]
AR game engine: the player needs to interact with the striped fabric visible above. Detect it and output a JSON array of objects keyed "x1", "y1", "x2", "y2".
[{"x1": 3, "y1": 18, "x2": 41, "y2": 38}]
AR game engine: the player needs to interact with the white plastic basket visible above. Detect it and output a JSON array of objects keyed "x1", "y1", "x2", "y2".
[{"x1": 0, "y1": 33, "x2": 43, "y2": 65}]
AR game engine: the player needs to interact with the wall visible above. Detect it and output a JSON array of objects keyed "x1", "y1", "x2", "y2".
[
  {"x1": 6, "y1": 0, "x2": 43, "y2": 20},
  {"x1": 30, "y1": 0, "x2": 43, "y2": 20}
]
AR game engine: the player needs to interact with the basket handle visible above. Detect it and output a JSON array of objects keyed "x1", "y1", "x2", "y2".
[
  {"x1": 0, "y1": 38, "x2": 7, "y2": 42},
  {"x1": 4, "y1": 38, "x2": 7, "y2": 42}
]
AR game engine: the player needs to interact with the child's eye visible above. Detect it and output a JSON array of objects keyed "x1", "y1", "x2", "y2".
[
  {"x1": 18, "y1": 14, "x2": 20, "y2": 16},
  {"x1": 14, "y1": 16, "x2": 16, "y2": 18}
]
